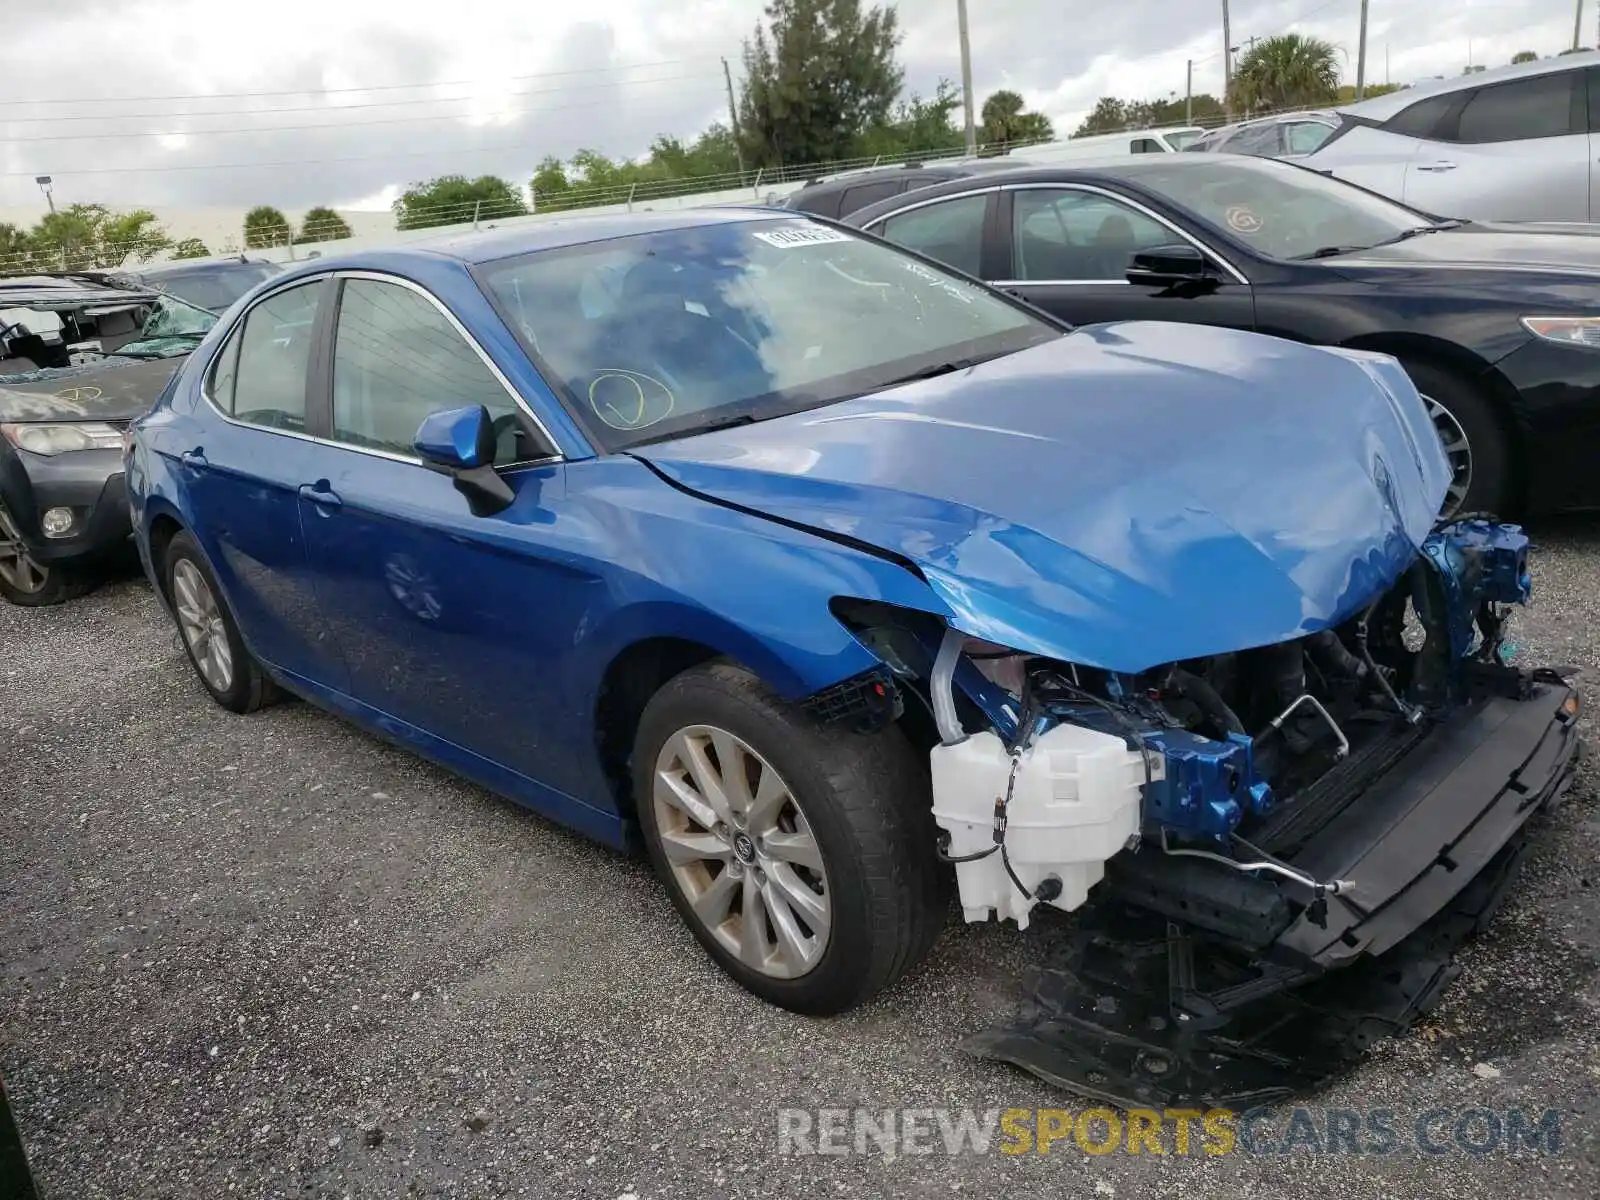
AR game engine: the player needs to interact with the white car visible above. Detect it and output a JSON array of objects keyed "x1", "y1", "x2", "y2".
[{"x1": 1303, "y1": 51, "x2": 1600, "y2": 221}]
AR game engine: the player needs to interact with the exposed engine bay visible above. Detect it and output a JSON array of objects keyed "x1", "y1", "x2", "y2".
[{"x1": 827, "y1": 516, "x2": 1583, "y2": 1105}]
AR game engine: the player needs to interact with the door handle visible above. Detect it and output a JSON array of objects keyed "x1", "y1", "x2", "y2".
[
  {"x1": 1414, "y1": 160, "x2": 1457, "y2": 172},
  {"x1": 180, "y1": 448, "x2": 207, "y2": 469},
  {"x1": 297, "y1": 483, "x2": 343, "y2": 509}
]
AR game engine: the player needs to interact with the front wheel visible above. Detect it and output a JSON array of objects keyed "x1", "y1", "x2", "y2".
[
  {"x1": 1399, "y1": 358, "x2": 1512, "y2": 519},
  {"x1": 632, "y1": 662, "x2": 946, "y2": 1015}
]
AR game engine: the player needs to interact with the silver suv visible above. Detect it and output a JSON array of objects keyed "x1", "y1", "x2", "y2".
[{"x1": 1304, "y1": 52, "x2": 1600, "y2": 221}]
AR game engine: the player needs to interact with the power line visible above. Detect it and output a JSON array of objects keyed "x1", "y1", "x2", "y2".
[
  {"x1": 2, "y1": 78, "x2": 714, "y2": 143},
  {"x1": 0, "y1": 56, "x2": 726, "y2": 108},
  {"x1": 0, "y1": 71, "x2": 713, "y2": 126}
]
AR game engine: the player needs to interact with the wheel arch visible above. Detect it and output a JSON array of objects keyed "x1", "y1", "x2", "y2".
[
  {"x1": 586, "y1": 598, "x2": 894, "y2": 820},
  {"x1": 1337, "y1": 330, "x2": 1530, "y2": 509}
]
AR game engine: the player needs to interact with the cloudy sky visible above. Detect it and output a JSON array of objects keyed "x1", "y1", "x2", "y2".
[{"x1": 0, "y1": 0, "x2": 1581, "y2": 215}]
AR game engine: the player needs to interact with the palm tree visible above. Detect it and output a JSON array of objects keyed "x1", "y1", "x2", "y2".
[
  {"x1": 979, "y1": 89, "x2": 1054, "y2": 150},
  {"x1": 242, "y1": 205, "x2": 290, "y2": 248},
  {"x1": 1231, "y1": 33, "x2": 1341, "y2": 114}
]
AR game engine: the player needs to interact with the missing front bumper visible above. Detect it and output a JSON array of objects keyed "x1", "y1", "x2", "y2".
[{"x1": 964, "y1": 669, "x2": 1584, "y2": 1108}]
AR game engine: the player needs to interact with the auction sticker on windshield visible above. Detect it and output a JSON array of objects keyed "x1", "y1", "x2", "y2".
[{"x1": 752, "y1": 224, "x2": 854, "y2": 248}]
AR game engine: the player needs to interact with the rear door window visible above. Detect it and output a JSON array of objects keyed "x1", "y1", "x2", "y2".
[
  {"x1": 875, "y1": 193, "x2": 989, "y2": 276},
  {"x1": 838, "y1": 180, "x2": 905, "y2": 215},
  {"x1": 1453, "y1": 72, "x2": 1581, "y2": 142},
  {"x1": 224, "y1": 280, "x2": 323, "y2": 430}
]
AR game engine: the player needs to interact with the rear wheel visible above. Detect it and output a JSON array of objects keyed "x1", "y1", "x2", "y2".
[
  {"x1": 162, "y1": 530, "x2": 279, "y2": 713},
  {"x1": 0, "y1": 501, "x2": 92, "y2": 607},
  {"x1": 632, "y1": 661, "x2": 946, "y2": 1015},
  {"x1": 1399, "y1": 358, "x2": 1512, "y2": 519}
]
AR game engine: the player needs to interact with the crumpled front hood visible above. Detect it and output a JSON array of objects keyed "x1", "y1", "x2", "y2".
[{"x1": 637, "y1": 322, "x2": 1450, "y2": 672}]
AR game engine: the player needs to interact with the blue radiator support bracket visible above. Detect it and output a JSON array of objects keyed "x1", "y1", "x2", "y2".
[
  {"x1": 1137, "y1": 727, "x2": 1275, "y2": 844},
  {"x1": 1420, "y1": 518, "x2": 1532, "y2": 660}
]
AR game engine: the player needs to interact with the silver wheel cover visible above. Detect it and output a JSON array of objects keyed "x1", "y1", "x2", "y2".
[
  {"x1": 652, "y1": 725, "x2": 831, "y2": 979},
  {"x1": 1424, "y1": 394, "x2": 1472, "y2": 519},
  {"x1": 172, "y1": 559, "x2": 235, "y2": 693},
  {"x1": 0, "y1": 504, "x2": 49, "y2": 595}
]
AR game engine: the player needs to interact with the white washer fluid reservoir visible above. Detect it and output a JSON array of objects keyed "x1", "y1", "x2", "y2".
[{"x1": 929, "y1": 723, "x2": 1152, "y2": 928}]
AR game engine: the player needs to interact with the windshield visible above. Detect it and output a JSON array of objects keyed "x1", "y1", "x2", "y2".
[
  {"x1": 137, "y1": 262, "x2": 281, "y2": 312},
  {"x1": 479, "y1": 218, "x2": 1059, "y2": 450},
  {"x1": 1165, "y1": 130, "x2": 1205, "y2": 150},
  {"x1": 139, "y1": 294, "x2": 217, "y2": 340},
  {"x1": 1114, "y1": 157, "x2": 1440, "y2": 259}
]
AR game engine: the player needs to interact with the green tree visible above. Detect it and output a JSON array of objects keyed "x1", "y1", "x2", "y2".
[
  {"x1": 243, "y1": 205, "x2": 291, "y2": 248},
  {"x1": 738, "y1": 0, "x2": 905, "y2": 168},
  {"x1": 24, "y1": 204, "x2": 169, "y2": 269},
  {"x1": 171, "y1": 237, "x2": 212, "y2": 260},
  {"x1": 392, "y1": 175, "x2": 527, "y2": 230},
  {"x1": 1336, "y1": 82, "x2": 1404, "y2": 102},
  {"x1": 1073, "y1": 93, "x2": 1225, "y2": 137},
  {"x1": 858, "y1": 81, "x2": 966, "y2": 158},
  {"x1": 1231, "y1": 33, "x2": 1341, "y2": 113},
  {"x1": 299, "y1": 206, "x2": 352, "y2": 242},
  {"x1": 1511, "y1": 50, "x2": 1539, "y2": 64},
  {"x1": 979, "y1": 89, "x2": 1054, "y2": 150},
  {"x1": 530, "y1": 156, "x2": 575, "y2": 210},
  {"x1": 0, "y1": 222, "x2": 30, "y2": 271}
]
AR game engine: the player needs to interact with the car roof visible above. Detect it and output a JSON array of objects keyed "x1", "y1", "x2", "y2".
[
  {"x1": 288, "y1": 207, "x2": 794, "y2": 273},
  {"x1": 796, "y1": 158, "x2": 1029, "y2": 191},
  {"x1": 1341, "y1": 50, "x2": 1600, "y2": 120},
  {"x1": 136, "y1": 257, "x2": 277, "y2": 277}
]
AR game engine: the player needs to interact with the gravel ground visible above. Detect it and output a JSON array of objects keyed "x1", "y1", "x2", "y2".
[{"x1": 3, "y1": 524, "x2": 1600, "y2": 1200}]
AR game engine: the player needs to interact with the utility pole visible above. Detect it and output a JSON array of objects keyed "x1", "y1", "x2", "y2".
[
  {"x1": 1185, "y1": 59, "x2": 1193, "y2": 124},
  {"x1": 957, "y1": 0, "x2": 977, "y2": 155},
  {"x1": 1575, "y1": 0, "x2": 1585, "y2": 52},
  {"x1": 1355, "y1": 0, "x2": 1369, "y2": 99},
  {"x1": 1222, "y1": 0, "x2": 1234, "y2": 120},
  {"x1": 721, "y1": 57, "x2": 746, "y2": 180},
  {"x1": 35, "y1": 176, "x2": 54, "y2": 214}
]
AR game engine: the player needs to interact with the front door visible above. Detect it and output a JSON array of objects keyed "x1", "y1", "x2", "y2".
[
  {"x1": 293, "y1": 274, "x2": 601, "y2": 802},
  {"x1": 991, "y1": 186, "x2": 1257, "y2": 331}
]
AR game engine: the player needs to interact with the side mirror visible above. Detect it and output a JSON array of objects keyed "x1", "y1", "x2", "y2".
[
  {"x1": 414, "y1": 405, "x2": 515, "y2": 516},
  {"x1": 1126, "y1": 243, "x2": 1214, "y2": 288}
]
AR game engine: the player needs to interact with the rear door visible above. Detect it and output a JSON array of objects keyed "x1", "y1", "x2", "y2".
[
  {"x1": 989, "y1": 184, "x2": 1256, "y2": 330},
  {"x1": 176, "y1": 275, "x2": 350, "y2": 688},
  {"x1": 1401, "y1": 69, "x2": 1589, "y2": 220}
]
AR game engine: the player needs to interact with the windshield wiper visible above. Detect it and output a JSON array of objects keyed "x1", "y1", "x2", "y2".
[
  {"x1": 884, "y1": 354, "x2": 996, "y2": 386},
  {"x1": 1292, "y1": 219, "x2": 1467, "y2": 261}
]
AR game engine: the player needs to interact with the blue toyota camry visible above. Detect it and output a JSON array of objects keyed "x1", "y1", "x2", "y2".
[{"x1": 126, "y1": 208, "x2": 1579, "y2": 1091}]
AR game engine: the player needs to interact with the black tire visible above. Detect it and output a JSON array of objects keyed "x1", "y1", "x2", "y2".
[
  {"x1": 162, "y1": 529, "x2": 279, "y2": 713},
  {"x1": 632, "y1": 661, "x2": 947, "y2": 1015},
  {"x1": 0, "y1": 500, "x2": 95, "y2": 607},
  {"x1": 1399, "y1": 358, "x2": 1513, "y2": 518}
]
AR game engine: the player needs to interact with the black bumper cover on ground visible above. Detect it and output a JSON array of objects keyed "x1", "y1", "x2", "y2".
[{"x1": 965, "y1": 670, "x2": 1584, "y2": 1109}]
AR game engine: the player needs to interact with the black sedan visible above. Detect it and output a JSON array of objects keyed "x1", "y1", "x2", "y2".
[{"x1": 844, "y1": 154, "x2": 1600, "y2": 517}]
